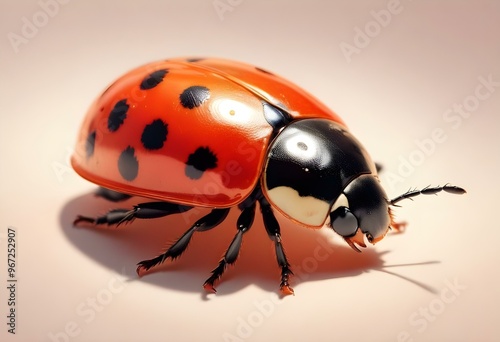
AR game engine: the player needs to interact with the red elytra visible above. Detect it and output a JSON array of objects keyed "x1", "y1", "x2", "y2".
[{"x1": 71, "y1": 58, "x2": 344, "y2": 208}]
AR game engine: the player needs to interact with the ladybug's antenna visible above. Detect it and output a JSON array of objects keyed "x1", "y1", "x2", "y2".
[{"x1": 389, "y1": 184, "x2": 466, "y2": 207}]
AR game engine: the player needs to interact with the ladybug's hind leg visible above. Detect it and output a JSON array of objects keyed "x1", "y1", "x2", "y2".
[
  {"x1": 136, "y1": 208, "x2": 230, "y2": 276},
  {"x1": 74, "y1": 201, "x2": 192, "y2": 226}
]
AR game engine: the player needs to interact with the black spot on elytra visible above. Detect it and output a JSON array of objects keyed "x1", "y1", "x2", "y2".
[
  {"x1": 186, "y1": 58, "x2": 205, "y2": 62},
  {"x1": 118, "y1": 146, "x2": 139, "y2": 181},
  {"x1": 185, "y1": 147, "x2": 217, "y2": 179},
  {"x1": 179, "y1": 86, "x2": 210, "y2": 109},
  {"x1": 141, "y1": 119, "x2": 168, "y2": 150},
  {"x1": 255, "y1": 66, "x2": 273, "y2": 75},
  {"x1": 108, "y1": 99, "x2": 129, "y2": 132},
  {"x1": 86, "y1": 131, "x2": 96, "y2": 158},
  {"x1": 140, "y1": 69, "x2": 168, "y2": 90}
]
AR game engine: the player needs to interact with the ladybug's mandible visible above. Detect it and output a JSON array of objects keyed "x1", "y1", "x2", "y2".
[{"x1": 72, "y1": 57, "x2": 465, "y2": 295}]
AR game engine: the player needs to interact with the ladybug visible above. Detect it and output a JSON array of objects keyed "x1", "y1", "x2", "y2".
[{"x1": 72, "y1": 57, "x2": 465, "y2": 295}]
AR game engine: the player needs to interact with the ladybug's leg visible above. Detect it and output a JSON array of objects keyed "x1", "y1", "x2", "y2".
[
  {"x1": 258, "y1": 197, "x2": 294, "y2": 296},
  {"x1": 136, "y1": 208, "x2": 230, "y2": 276},
  {"x1": 74, "y1": 202, "x2": 192, "y2": 226},
  {"x1": 95, "y1": 187, "x2": 132, "y2": 202},
  {"x1": 203, "y1": 201, "x2": 257, "y2": 293},
  {"x1": 388, "y1": 207, "x2": 407, "y2": 233}
]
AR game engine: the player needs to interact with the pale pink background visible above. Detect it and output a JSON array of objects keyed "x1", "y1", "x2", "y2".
[{"x1": 1, "y1": 1, "x2": 499, "y2": 341}]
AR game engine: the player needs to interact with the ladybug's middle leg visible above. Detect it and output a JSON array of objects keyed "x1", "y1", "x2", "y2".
[
  {"x1": 203, "y1": 201, "x2": 257, "y2": 293},
  {"x1": 136, "y1": 208, "x2": 230, "y2": 276},
  {"x1": 259, "y1": 197, "x2": 294, "y2": 296}
]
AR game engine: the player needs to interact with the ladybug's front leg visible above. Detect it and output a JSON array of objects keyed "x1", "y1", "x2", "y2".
[
  {"x1": 259, "y1": 197, "x2": 294, "y2": 296},
  {"x1": 388, "y1": 207, "x2": 407, "y2": 233}
]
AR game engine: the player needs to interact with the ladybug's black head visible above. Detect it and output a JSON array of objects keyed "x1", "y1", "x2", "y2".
[{"x1": 329, "y1": 174, "x2": 390, "y2": 251}]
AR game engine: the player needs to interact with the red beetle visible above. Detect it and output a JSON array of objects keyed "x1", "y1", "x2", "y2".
[{"x1": 72, "y1": 57, "x2": 465, "y2": 295}]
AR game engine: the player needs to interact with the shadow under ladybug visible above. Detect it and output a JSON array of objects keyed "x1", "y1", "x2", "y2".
[{"x1": 62, "y1": 192, "x2": 389, "y2": 295}]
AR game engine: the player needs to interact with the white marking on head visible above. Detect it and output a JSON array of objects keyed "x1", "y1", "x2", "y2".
[
  {"x1": 265, "y1": 186, "x2": 330, "y2": 227},
  {"x1": 331, "y1": 193, "x2": 349, "y2": 212}
]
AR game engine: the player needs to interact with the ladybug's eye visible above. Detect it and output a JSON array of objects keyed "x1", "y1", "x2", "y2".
[{"x1": 330, "y1": 207, "x2": 358, "y2": 237}]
